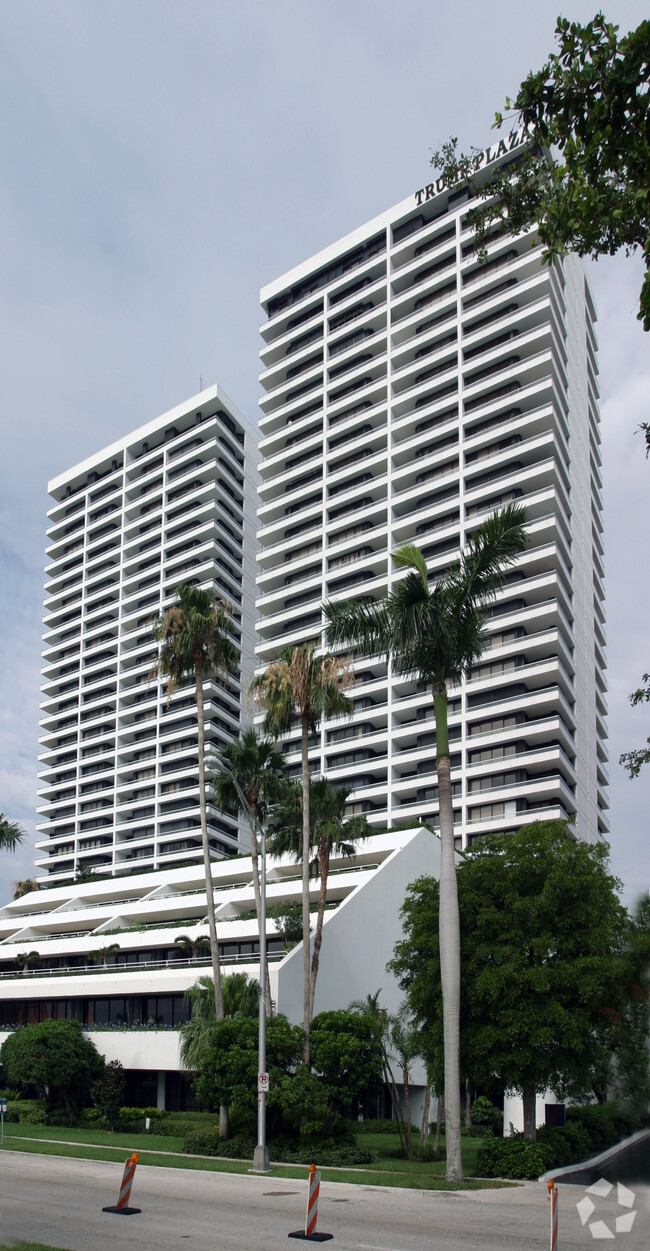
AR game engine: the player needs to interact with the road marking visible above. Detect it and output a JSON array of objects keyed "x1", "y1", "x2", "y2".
[{"x1": 359, "y1": 1244, "x2": 411, "y2": 1250}]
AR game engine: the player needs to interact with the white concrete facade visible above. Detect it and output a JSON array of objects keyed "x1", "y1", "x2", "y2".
[
  {"x1": 36, "y1": 386, "x2": 260, "y2": 882},
  {"x1": 0, "y1": 828, "x2": 437, "y2": 1102},
  {"x1": 256, "y1": 141, "x2": 608, "y2": 848}
]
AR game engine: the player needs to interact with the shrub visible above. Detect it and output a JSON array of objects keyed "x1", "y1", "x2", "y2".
[
  {"x1": 476, "y1": 1136, "x2": 547, "y2": 1180},
  {"x1": 184, "y1": 1130, "x2": 256, "y2": 1158},
  {"x1": 269, "y1": 1136, "x2": 376, "y2": 1166},
  {"x1": 183, "y1": 1130, "x2": 377, "y2": 1166},
  {"x1": 536, "y1": 1120, "x2": 592, "y2": 1168},
  {"x1": 7, "y1": 1099, "x2": 47, "y2": 1124},
  {"x1": 356, "y1": 1118, "x2": 400, "y2": 1134},
  {"x1": 566, "y1": 1102, "x2": 644, "y2": 1154},
  {"x1": 469, "y1": 1096, "x2": 502, "y2": 1134}
]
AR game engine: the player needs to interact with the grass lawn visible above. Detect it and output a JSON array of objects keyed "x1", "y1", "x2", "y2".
[
  {"x1": 0, "y1": 1122, "x2": 512, "y2": 1192},
  {"x1": 0, "y1": 1244, "x2": 69, "y2": 1251},
  {"x1": 356, "y1": 1131, "x2": 484, "y2": 1178}
]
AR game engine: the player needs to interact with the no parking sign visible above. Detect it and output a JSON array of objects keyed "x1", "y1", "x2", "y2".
[{"x1": 257, "y1": 1072, "x2": 269, "y2": 1094}]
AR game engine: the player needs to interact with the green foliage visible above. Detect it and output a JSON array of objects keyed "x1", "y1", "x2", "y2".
[
  {"x1": 358, "y1": 1117, "x2": 401, "y2": 1134},
  {"x1": 268, "y1": 1137, "x2": 376, "y2": 1166},
  {"x1": 0, "y1": 1020, "x2": 104, "y2": 1116},
  {"x1": 267, "y1": 901, "x2": 303, "y2": 948},
  {"x1": 479, "y1": 1101, "x2": 649, "y2": 1179},
  {"x1": 476, "y1": 1136, "x2": 547, "y2": 1180},
  {"x1": 432, "y1": 16, "x2": 650, "y2": 340},
  {"x1": 270, "y1": 1063, "x2": 329, "y2": 1138},
  {"x1": 0, "y1": 812, "x2": 25, "y2": 853},
  {"x1": 213, "y1": 729, "x2": 286, "y2": 827},
  {"x1": 469, "y1": 1096, "x2": 502, "y2": 1134},
  {"x1": 194, "y1": 1013, "x2": 303, "y2": 1116},
  {"x1": 267, "y1": 777, "x2": 369, "y2": 865},
  {"x1": 310, "y1": 1009, "x2": 383, "y2": 1120},
  {"x1": 566, "y1": 1101, "x2": 647, "y2": 1153},
  {"x1": 6, "y1": 1099, "x2": 47, "y2": 1124},
  {"x1": 325, "y1": 509, "x2": 528, "y2": 694},
  {"x1": 619, "y1": 674, "x2": 650, "y2": 778},
  {"x1": 153, "y1": 583, "x2": 239, "y2": 694},
  {"x1": 182, "y1": 1129, "x2": 375, "y2": 1165},
  {"x1": 390, "y1": 821, "x2": 630, "y2": 1122},
  {"x1": 90, "y1": 1059, "x2": 125, "y2": 1131},
  {"x1": 184, "y1": 1129, "x2": 256, "y2": 1157},
  {"x1": 179, "y1": 972, "x2": 260, "y2": 1072}
]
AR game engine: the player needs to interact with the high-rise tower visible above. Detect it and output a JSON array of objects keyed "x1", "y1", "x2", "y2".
[
  {"x1": 256, "y1": 141, "x2": 608, "y2": 847},
  {"x1": 36, "y1": 386, "x2": 259, "y2": 881}
]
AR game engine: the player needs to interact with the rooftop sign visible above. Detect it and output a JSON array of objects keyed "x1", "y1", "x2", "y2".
[{"x1": 414, "y1": 126, "x2": 530, "y2": 206}]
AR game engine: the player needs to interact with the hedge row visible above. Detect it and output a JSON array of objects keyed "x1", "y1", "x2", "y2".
[
  {"x1": 183, "y1": 1129, "x2": 376, "y2": 1165},
  {"x1": 477, "y1": 1103, "x2": 648, "y2": 1180}
]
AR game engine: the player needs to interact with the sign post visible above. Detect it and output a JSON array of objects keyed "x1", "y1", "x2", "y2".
[{"x1": 0, "y1": 1096, "x2": 6, "y2": 1145}]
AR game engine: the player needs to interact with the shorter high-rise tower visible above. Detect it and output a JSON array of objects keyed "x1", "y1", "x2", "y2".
[{"x1": 36, "y1": 386, "x2": 259, "y2": 882}]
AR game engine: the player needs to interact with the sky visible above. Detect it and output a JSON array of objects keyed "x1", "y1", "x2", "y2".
[{"x1": 0, "y1": 0, "x2": 647, "y2": 907}]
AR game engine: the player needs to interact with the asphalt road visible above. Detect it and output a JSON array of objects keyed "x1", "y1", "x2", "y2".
[{"x1": 0, "y1": 1152, "x2": 648, "y2": 1251}]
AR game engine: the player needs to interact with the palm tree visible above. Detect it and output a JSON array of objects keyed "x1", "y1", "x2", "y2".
[
  {"x1": 179, "y1": 972, "x2": 260, "y2": 1071},
  {"x1": 251, "y1": 644, "x2": 353, "y2": 1061},
  {"x1": 326, "y1": 504, "x2": 528, "y2": 1180},
  {"x1": 267, "y1": 777, "x2": 370, "y2": 1016},
  {"x1": 349, "y1": 991, "x2": 406, "y2": 1150},
  {"x1": 153, "y1": 583, "x2": 238, "y2": 1027},
  {"x1": 173, "y1": 933, "x2": 212, "y2": 962},
  {"x1": 88, "y1": 943, "x2": 120, "y2": 969},
  {"x1": 15, "y1": 950, "x2": 40, "y2": 975},
  {"x1": 390, "y1": 1003, "x2": 421, "y2": 1159},
  {"x1": 1, "y1": 813, "x2": 25, "y2": 853},
  {"x1": 213, "y1": 730, "x2": 286, "y2": 1015}
]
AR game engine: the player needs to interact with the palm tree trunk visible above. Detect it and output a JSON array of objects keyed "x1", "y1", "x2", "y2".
[
  {"x1": 248, "y1": 807, "x2": 272, "y2": 1015},
  {"x1": 309, "y1": 837, "x2": 329, "y2": 1018},
  {"x1": 420, "y1": 1075, "x2": 431, "y2": 1148},
  {"x1": 465, "y1": 1078, "x2": 472, "y2": 1130},
  {"x1": 402, "y1": 1062, "x2": 412, "y2": 1158},
  {"x1": 434, "y1": 1095, "x2": 444, "y2": 1157},
  {"x1": 433, "y1": 683, "x2": 463, "y2": 1182},
  {"x1": 300, "y1": 711, "x2": 311, "y2": 1065},
  {"x1": 195, "y1": 664, "x2": 227, "y2": 1138},
  {"x1": 383, "y1": 1052, "x2": 406, "y2": 1151}
]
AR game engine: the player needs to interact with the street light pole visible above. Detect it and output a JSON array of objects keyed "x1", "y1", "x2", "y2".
[
  {"x1": 253, "y1": 815, "x2": 270, "y2": 1173},
  {"x1": 214, "y1": 762, "x2": 270, "y2": 1173}
]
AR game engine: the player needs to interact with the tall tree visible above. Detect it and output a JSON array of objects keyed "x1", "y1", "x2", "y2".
[
  {"x1": 390, "y1": 821, "x2": 630, "y2": 1141},
  {"x1": 153, "y1": 583, "x2": 238, "y2": 1029},
  {"x1": 251, "y1": 645, "x2": 353, "y2": 1062},
  {"x1": 213, "y1": 729, "x2": 286, "y2": 1014},
  {"x1": 0, "y1": 813, "x2": 25, "y2": 853},
  {"x1": 267, "y1": 777, "x2": 370, "y2": 1016},
  {"x1": 325, "y1": 504, "x2": 527, "y2": 1179},
  {"x1": 429, "y1": 14, "x2": 650, "y2": 446},
  {"x1": 348, "y1": 991, "x2": 408, "y2": 1151},
  {"x1": 1, "y1": 1019, "x2": 104, "y2": 1120},
  {"x1": 179, "y1": 972, "x2": 261, "y2": 1073}
]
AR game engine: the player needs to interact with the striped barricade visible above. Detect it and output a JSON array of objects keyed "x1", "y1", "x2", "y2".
[
  {"x1": 288, "y1": 1163, "x2": 333, "y2": 1242},
  {"x1": 547, "y1": 1178, "x2": 559, "y2": 1250},
  {"x1": 102, "y1": 1151, "x2": 141, "y2": 1216}
]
